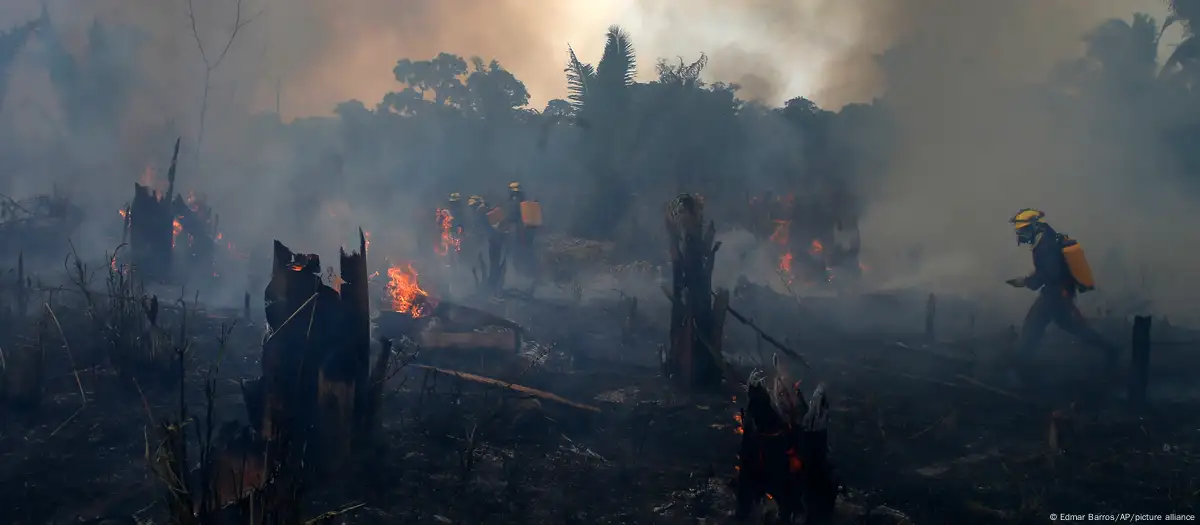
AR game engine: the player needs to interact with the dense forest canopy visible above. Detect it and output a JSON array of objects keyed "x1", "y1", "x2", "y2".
[{"x1": 0, "y1": 2, "x2": 1199, "y2": 313}]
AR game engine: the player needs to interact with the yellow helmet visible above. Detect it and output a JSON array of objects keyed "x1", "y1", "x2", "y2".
[
  {"x1": 1009, "y1": 208, "x2": 1045, "y2": 230},
  {"x1": 449, "y1": 192, "x2": 461, "y2": 202},
  {"x1": 508, "y1": 182, "x2": 521, "y2": 191},
  {"x1": 467, "y1": 195, "x2": 483, "y2": 207},
  {"x1": 1009, "y1": 208, "x2": 1046, "y2": 245}
]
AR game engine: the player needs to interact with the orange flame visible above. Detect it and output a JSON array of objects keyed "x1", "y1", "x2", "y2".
[
  {"x1": 118, "y1": 209, "x2": 128, "y2": 219},
  {"x1": 387, "y1": 264, "x2": 435, "y2": 318},
  {"x1": 770, "y1": 220, "x2": 794, "y2": 281},
  {"x1": 434, "y1": 209, "x2": 461, "y2": 256},
  {"x1": 734, "y1": 412, "x2": 745, "y2": 435},
  {"x1": 363, "y1": 231, "x2": 372, "y2": 253},
  {"x1": 172, "y1": 217, "x2": 183, "y2": 247},
  {"x1": 808, "y1": 239, "x2": 823, "y2": 256},
  {"x1": 779, "y1": 252, "x2": 794, "y2": 281}
]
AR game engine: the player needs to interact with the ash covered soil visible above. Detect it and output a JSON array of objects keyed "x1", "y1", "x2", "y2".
[{"x1": 1, "y1": 286, "x2": 1198, "y2": 525}]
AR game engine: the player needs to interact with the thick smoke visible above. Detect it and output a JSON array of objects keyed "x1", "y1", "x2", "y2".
[
  {"x1": 626, "y1": 0, "x2": 1193, "y2": 320},
  {"x1": 817, "y1": 0, "x2": 1198, "y2": 321},
  {"x1": 1, "y1": 0, "x2": 1195, "y2": 319}
]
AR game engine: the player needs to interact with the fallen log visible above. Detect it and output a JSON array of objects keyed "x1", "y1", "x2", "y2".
[
  {"x1": 419, "y1": 330, "x2": 519, "y2": 353},
  {"x1": 412, "y1": 364, "x2": 600, "y2": 412},
  {"x1": 431, "y1": 300, "x2": 522, "y2": 333}
]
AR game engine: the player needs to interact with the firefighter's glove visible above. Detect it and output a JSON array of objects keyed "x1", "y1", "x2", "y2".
[{"x1": 1005, "y1": 277, "x2": 1027, "y2": 288}]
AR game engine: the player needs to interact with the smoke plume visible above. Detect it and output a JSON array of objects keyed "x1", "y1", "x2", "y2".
[{"x1": 1, "y1": 0, "x2": 1194, "y2": 319}]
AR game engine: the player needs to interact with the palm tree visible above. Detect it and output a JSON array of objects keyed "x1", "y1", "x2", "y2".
[
  {"x1": 563, "y1": 25, "x2": 638, "y2": 239},
  {"x1": 1082, "y1": 13, "x2": 1161, "y2": 95},
  {"x1": 564, "y1": 25, "x2": 637, "y2": 122}
]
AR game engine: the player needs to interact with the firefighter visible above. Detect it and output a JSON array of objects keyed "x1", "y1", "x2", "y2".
[
  {"x1": 445, "y1": 192, "x2": 467, "y2": 231},
  {"x1": 505, "y1": 181, "x2": 537, "y2": 276},
  {"x1": 1005, "y1": 208, "x2": 1119, "y2": 385},
  {"x1": 466, "y1": 195, "x2": 492, "y2": 236},
  {"x1": 508, "y1": 181, "x2": 526, "y2": 204}
]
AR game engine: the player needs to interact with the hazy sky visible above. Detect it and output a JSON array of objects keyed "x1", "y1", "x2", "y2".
[
  {"x1": 265, "y1": 0, "x2": 1172, "y2": 115},
  {"x1": 0, "y1": 0, "x2": 1178, "y2": 117}
]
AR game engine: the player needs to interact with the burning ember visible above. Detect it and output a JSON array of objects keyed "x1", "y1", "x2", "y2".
[
  {"x1": 386, "y1": 264, "x2": 436, "y2": 318},
  {"x1": 734, "y1": 412, "x2": 745, "y2": 435},
  {"x1": 808, "y1": 239, "x2": 823, "y2": 256},
  {"x1": 434, "y1": 209, "x2": 461, "y2": 256}
]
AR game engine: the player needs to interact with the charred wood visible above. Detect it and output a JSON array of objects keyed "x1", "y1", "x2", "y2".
[
  {"x1": 735, "y1": 372, "x2": 838, "y2": 523},
  {"x1": 412, "y1": 364, "x2": 600, "y2": 412},
  {"x1": 129, "y1": 139, "x2": 180, "y2": 281},
  {"x1": 663, "y1": 193, "x2": 724, "y2": 391},
  {"x1": 258, "y1": 239, "x2": 342, "y2": 445}
]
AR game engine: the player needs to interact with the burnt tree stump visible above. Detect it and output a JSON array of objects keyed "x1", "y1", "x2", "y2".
[
  {"x1": 251, "y1": 234, "x2": 380, "y2": 468},
  {"x1": 172, "y1": 193, "x2": 216, "y2": 281},
  {"x1": 735, "y1": 377, "x2": 838, "y2": 523},
  {"x1": 663, "y1": 193, "x2": 723, "y2": 391},
  {"x1": 129, "y1": 138, "x2": 180, "y2": 281}
]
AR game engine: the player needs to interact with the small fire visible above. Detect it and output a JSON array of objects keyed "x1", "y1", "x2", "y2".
[
  {"x1": 386, "y1": 264, "x2": 435, "y2": 318},
  {"x1": 734, "y1": 412, "x2": 745, "y2": 435},
  {"x1": 808, "y1": 239, "x2": 823, "y2": 256},
  {"x1": 172, "y1": 216, "x2": 183, "y2": 247},
  {"x1": 770, "y1": 220, "x2": 794, "y2": 281},
  {"x1": 363, "y1": 231, "x2": 371, "y2": 253},
  {"x1": 434, "y1": 209, "x2": 461, "y2": 256},
  {"x1": 118, "y1": 209, "x2": 128, "y2": 219}
]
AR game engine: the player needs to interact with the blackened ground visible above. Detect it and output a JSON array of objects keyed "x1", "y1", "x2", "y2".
[{"x1": 1, "y1": 291, "x2": 1197, "y2": 525}]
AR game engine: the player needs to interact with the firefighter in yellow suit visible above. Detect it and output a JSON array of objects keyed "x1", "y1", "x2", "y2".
[
  {"x1": 506, "y1": 182, "x2": 538, "y2": 276},
  {"x1": 1006, "y1": 209, "x2": 1119, "y2": 386}
]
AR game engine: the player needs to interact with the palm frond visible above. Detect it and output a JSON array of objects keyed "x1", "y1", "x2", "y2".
[
  {"x1": 564, "y1": 45, "x2": 595, "y2": 111},
  {"x1": 597, "y1": 25, "x2": 636, "y2": 87}
]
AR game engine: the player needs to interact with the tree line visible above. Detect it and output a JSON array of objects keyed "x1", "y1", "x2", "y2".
[{"x1": 2, "y1": 3, "x2": 1200, "y2": 244}]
